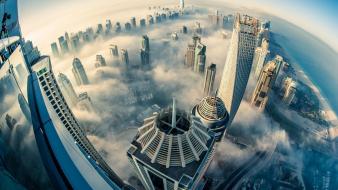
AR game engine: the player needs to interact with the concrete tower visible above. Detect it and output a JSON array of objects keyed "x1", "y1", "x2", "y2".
[
  {"x1": 218, "y1": 14, "x2": 260, "y2": 124},
  {"x1": 72, "y1": 58, "x2": 89, "y2": 85},
  {"x1": 203, "y1": 63, "x2": 217, "y2": 96}
]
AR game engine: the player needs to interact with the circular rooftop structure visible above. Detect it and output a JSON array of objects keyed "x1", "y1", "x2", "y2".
[
  {"x1": 136, "y1": 107, "x2": 213, "y2": 168},
  {"x1": 196, "y1": 96, "x2": 227, "y2": 121}
]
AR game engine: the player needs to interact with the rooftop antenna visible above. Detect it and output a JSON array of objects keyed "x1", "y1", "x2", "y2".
[{"x1": 171, "y1": 97, "x2": 176, "y2": 128}]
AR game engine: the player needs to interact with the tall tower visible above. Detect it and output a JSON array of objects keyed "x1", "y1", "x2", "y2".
[
  {"x1": 110, "y1": 44, "x2": 119, "y2": 57},
  {"x1": 192, "y1": 96, "x2": 229, "y2": 141},
  {"x1": 127, "y1": 99, "x2": 216, "y2": 190},
  {"x1": 282, "y1": 77, "x2": 297, "y2": 106},
  {"x1": 72, "y1": 58, "x2": 89, "y2": 85},
  {"x1": 77, "y1": 92, "x2": 94, "y2": 112},
  {"x1": 252, "y1": 38, "x2": 270, "y2": 78},
  {"x1": 194, "y1": 42, "x2": 206, "y2": 74},
  {"x1": 218, "y1": 14, "x2": 260, "y2": 123},
  {"x1": 50, "y1": 42, "x2": 60, "y2": 57},
  {"x1": 250, "y1": 61, "x2": 277, "y2": 111},
  {"x1": 57, "y1": 73, "x2": 78, "y2": 107},
  {"x1": 120, "y1": 49, "x2": 129, "y2": 66},
  {"x1": 95, "y1": 54, "x2": 107, "y2": 68},
  {"x1": 180, "y1": 0, "x2": 184, "y2": 10},
  {"x1": 140, "y1": 35, "x2": 150, "y2": 66},
  {"x1": 203, "y1": 63, "x2": 216, "y2": 96}
]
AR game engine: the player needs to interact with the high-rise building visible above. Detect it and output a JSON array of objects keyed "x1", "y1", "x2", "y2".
[
  {"x1": 203, "y1": 63, "x2": 216, "y2": 96},
  {"x1": 70, "y1": 35, "x2": 80, "y2": 52},
  {"x1": 271, "y1": 55, "x2": 286, "y2": 88},
  {"x1": 192, "y1": 35, "x2": 201, "y2": 46},
  {"x1": 110, "y1": 44, "x2": 119, "y2": 57},
  {"x1": 192, "y1": 96, "x2": 229, "y2": 141},
  {"x1": 182, "y1": 26, "x2": 188, "y2": 34},
  {"x1": 65, "y1": 32, "x2": 70, "y2": 43},
  {"x1": 58, "y1": 36, "x2": 69, "y2": 55},
  {"x1": 130, "y1": 17, "x2": 137, "y2": 28},
  {"x1": 282, "y1": 77, "x2": 297, "y2": 106},
  {"x1": 194, "y1": 42, "x2": 206, "y2": 74},
  {"x1": 147, "y1": 15, "x2": 154, "y2": 25},
  {"x1": 127, "y1": 99, "x2": 215, "y2": 190},
  {"x1": 208, "y1": 10, "x2": 223, "y2": 26},
  {"x1": 142, "y1": 35, "x2": 150, "y2": 52},
  {"x1": 140, "y1": 19, "x2": 146, "y2": 27},
  {"x1": 95, "y1": 54, "x2": 107, "y2": 68},
  {"x1": 194, "y1": 22, "x2": 202, "y2": 34},
  {"x1": 51, "y1": 42, "x2": 60, "y2": 57},
  {"x1": 125, "y1": 22, "x2": 132, "y2": 31},
  {"x1": 77, "y1": 92, "x2": 94, "y2": 112},
  {"x1": 72, "y1": 58, "x2": 89, "y2": 85},
  {"x1": 140, "y1": 35, "x2": 150, "y2": 66},
  {"x1": 115, "y1": 22, "x2": 121, "y2": 33},
  {"x1": 96, "y1": 23, "x2": 104, "y2": 35},
  {"x1": 22, "y1": 39, "x2": 41, "y2": 65},
  {"x1": 57, "y1": 73, "x2": 78, "y2": 107},
  {"x1": 171, "y1": 32, "x2": 178, "y2": 40},
  {"x1": 252, "y1": 38, "x2": 270, "y2": 78},
  {"x1": 30, "y1": 56, "x2": 127, "y2": 189},
  {"x1": 106, "y1": 19, "x2": 113, "y2": 34},
  {"x1": 185, "y1": 44, "x2": 195, "y2": 68},
  {"x1": 120, "y1": 49, "x2": 129, "y2": 66},
  {"x1": 250, "y1": 61, "x2": 277, "y2": 111},
  {"x1": 180, "y1": 0, "x2": 185, "y2": 9},
  {"x1": 218, "y1": 14, "x2": 260, "y2": 123}
]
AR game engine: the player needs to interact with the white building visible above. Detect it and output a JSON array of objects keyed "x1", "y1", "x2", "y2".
[
  {"x1": 218, "y1": 14, "x2": 260, "y2": 123},
  {"x1": 57, "y1": 73, "x2": 78, "y2": 107}
]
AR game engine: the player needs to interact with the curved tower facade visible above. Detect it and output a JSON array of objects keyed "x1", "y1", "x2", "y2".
[
  {"x1": 72, "y1": 58, "x2": 89, "y2": 85},
  {"x1": 192, "y1": 96, "x2": 229, "y2": 141},
  {"x1": 218, "y1": 14, "x2": 260, "y2": 124}
]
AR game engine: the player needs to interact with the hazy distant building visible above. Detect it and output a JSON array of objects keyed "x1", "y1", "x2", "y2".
[
  {"x1": 110, "y1": 44, "x2": 119, "y2": 57},
  {"x1": 140, "y1": 19, "x2": 146, "y2": 27},
  {"x1": 171, "y1": 32, "x2": 178, "y2": 40},
  {"x1": 203, "y1": 64, "x2": 216, "y2": 96},
  {"x1": 125, "y1": 22, "x2": 132, "y2": 31},
  {"x1": 115, "y1": 22, "x2": 121, "y2": 33},
  {"x1": 51, "y1": 42, "x2": 60, "y2": 57},
  {"x1": 77, "y1": 92, "x2": 94, "y2": 112},
  {"x1": 147, "y1": 15, "x2": 154, "y2": 25},
  {"x1": 182, "y1": 26, "x2": 188, "y2": 34},
  {"x1": 22, "y1": 40, "x2": 41, "y2": 65},
  {"x1": 192, "y1": 35, "x2": 201, "y2": 46},
  {"x1": 58, "y1": 36, "x2": 69, "y2": 55},
  {"x1": 218, "y1": 14, "x2": 260, "y2": 123},
  {"x1": 130, "y1": 17, "x2": 137, "y2": 28},
  {"x1": 208, "y1": 10, "x2": 223, "y2": 26},
  {"x1": 95, "y1": 54, "x2": 107, "y2": 68},
  {"x1": 192, "y1": 96, "x2": 229, "y2": 141},
  {"x1": 96, "y1": 23, "x2": 104, "y2": 35},
  {"x1": 282, "y1": 77, "x2": 297, "y2": 106},
  {"x1": 106, "y1": 19, "x2": 113, "y2": 34},
  {"x1": 72, "y1": 58, "x2": 89, "y2": 85},
  {"x1": 250, "y1": 61, "x2": 277, "y2": 111},
  {"x1": 252, "y1": 38, "x2": 270, "y2": 78},
  {"x1": 70, "y1": 35, "x2": 80, "y2": 52},
  {"x1": 272, "y1": 55, "x2": 286, "y2": 88},
  {"x1": 57, "y1": 73, "x2": 78, "y2": 107},
  {"x1": 140, "y1": 35, "x2": 150, "y2": 66},
  {"x1": 120, "y1": 49, "x2": 129, "y2": 66},
  {"x1": 194, "y1": 22, "x2": 202, "y2": 34},
  {"x1": 127, "y1": 99, "x2": 215, "y2": 190},
  {"x1": 194, "y1": 42, "x2": 206, "y2": 74},
  {"x1": 180, "y1": 0, "x2": 184, "y2": 9}
]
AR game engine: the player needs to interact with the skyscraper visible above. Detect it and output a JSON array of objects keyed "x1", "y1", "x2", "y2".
[
  {"x1": 120, "y1": 49, "x2": 129, "y2": 66},
  {"x1": 58, "y1": 36, "x2": 69, "y2": 55},
  {"x1": 110, "y1": 44, "x2": 119, "y2": 57},
  {"x1": 57, "y1": 73, "x2": 78, "y2": 107},
  {"x1": 77, "y1": 92, "x2": 94, "y2": 112},
  {"x1": 218, "y1": 14, "x2": 260, "y2": 123},
  {"x1": 115, "y1": 22, "x2": 121, "y2": 33},
  {"x1": 203, "y1": 63, "x2": 216, "y2": 96},
  {"x1": 125, "y1": 22, "x2": 132, "y2": 31},
  {"x1": 282, "y1": 77, "x2": 297, "y2": 106},
  {"x1": 127, "y1": 99, "x2": 215, "y2": 190},
  {"x1": 192, "y1": 96, "x2": 229, "y2": 141},
  {"x1": 147, "y1": 15, "x2": 154, "y2": 25},
  {"x1": 250, "y1": 61, "x2": 277, "y2": 111},
  {"x1": 130, "y1": 17, "x2": 137, "y2": 28},
  {"x1": 106, "y1": 19, "x2": 113, "y2": 34},
  {"x1": 139, "y1": 35, "x2": 150, "y2": 67},
  {"x1": 70, "y1": 35, "x2": 80, "y2": 52},
  {"x1": 252, "y1": 38, "x2": 270, "y2": 78},
  {"x1": 180, "y1": 0, "x2": 185, "y2": 9},
  {"x1": 194, "y1": 42, "x2": 206, "y2": 74},
  {"x1": 185, "y1": 44, "x2": 195, "y2": 68},
  {"x1": 51, "y1": 42, "x2": 60, "y2": 57},
  {"x1": 140, "y1": 19, "x2": 146, "y2": 27},
  {"x1": 72, "y1": 58, "x2": 89, "y2": 85},
  {"x1": 95, "y1": 54, "x2": 107, "y2": 68}
]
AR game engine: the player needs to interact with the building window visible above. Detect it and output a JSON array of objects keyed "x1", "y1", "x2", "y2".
[{"x1": 148, "y1": 170, "x2": 165, "y2": 190}]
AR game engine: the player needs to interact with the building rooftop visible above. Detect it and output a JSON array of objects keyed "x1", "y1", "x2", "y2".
[{"x1": 196, "y1": 96, "x2": 227, "y2": 121}]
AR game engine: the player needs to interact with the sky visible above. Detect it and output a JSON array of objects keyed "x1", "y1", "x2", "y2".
[{"x1": 17, "y1": 0, "x2": 338, "y2": 53}]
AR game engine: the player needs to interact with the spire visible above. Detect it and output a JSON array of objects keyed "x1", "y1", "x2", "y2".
[{"x1": 171, "y1": 97, "x2": 176, "y2": 128}]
